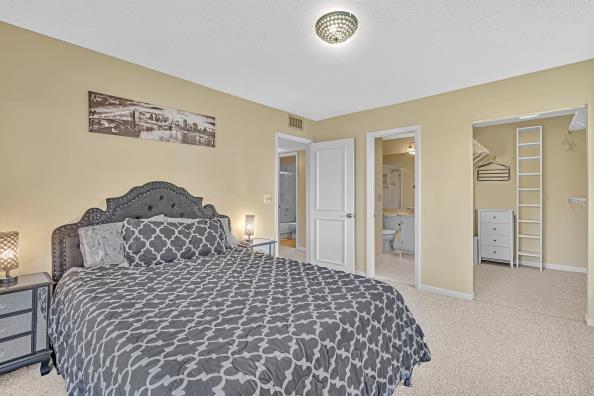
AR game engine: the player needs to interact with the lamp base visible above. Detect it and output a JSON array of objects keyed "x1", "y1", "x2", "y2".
[{"x1": 0, "y1": 275, "x2": 18, "y2": 285}]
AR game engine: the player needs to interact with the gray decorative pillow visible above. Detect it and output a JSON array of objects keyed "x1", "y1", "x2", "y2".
[
  {"x1": 122, "y1": 218, "x2": 227, "y2": 267},
  {"x1": 165, "y1": 216, "x2": 238, "y2": 249},
  {"x1": 78, "y1": 215, "x2": 165, "y2": 267}
]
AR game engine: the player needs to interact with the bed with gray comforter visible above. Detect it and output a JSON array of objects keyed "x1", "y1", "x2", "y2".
[{"x1": 49, "y1": 249, "x2": 430, "y2": 395}]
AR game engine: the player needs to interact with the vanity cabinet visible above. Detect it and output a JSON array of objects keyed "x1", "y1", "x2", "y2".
[{"x1": 385, "y1": 214, "x2": 415, "y2": 253}]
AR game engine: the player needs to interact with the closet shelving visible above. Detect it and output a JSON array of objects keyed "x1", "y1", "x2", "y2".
[
  {"x1": 516, "y1": 126, "x2": 543, "y2": 271},
  {"x1": 568, "y1": 197, "x2": 587, "y2": 207}
]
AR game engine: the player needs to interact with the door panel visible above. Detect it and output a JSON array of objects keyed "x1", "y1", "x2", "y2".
[
  {"x1": 309, "y1": 138, "x2": 355, "y2": 272},
  {"x1": 316, "y1": 147, "x2": 346, "y2": 211}
]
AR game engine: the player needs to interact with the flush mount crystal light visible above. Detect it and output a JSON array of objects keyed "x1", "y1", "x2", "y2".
[{"x1": 315, "y1": 11, "x2": 358, "y2": 44}]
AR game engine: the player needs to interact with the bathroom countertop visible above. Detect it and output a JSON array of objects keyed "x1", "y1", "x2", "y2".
[{"x1": 384, "y1": 209, "x2": 415, "y2": 216}]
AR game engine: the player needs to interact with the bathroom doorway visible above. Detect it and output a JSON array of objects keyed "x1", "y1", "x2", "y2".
[
  {"x1": 275, "y1": 133, "x2": 311, "y2": 262},
  {"x1": 366, "y1": 126, "x2": 421, "y2": 287}
]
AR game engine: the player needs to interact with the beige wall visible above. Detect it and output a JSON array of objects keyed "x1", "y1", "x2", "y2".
[
  {"x1": 313, "y1": 59, "x2": 594, "y2": 322},
  {"x1": 0, "y1": 22, "x2": 313, "y2": 276},
  {"x1": 474, "y1": 115, "x2": 587, "y2": 268}
]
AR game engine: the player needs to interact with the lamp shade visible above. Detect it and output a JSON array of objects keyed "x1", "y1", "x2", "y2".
[
  {"x1": 244, "y1": 215, "x2": 255, "y2": 239},
  {"x1": 0, "y1": 231, "x2": 19, "y2": 273}
]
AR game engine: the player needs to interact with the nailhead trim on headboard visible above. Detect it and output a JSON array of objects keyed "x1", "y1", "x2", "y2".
[{"x1": 51, "y1": 181, "x2": 230, "y2": 282}]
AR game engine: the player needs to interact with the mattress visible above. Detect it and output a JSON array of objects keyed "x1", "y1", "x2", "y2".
[{"x1": 49, "y1": 249, "x2": 430, "y2": 395}]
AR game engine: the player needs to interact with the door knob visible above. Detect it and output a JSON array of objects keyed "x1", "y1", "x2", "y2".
[{"x1": 346, "y1": 213, "x2": 354, "y2": 218}]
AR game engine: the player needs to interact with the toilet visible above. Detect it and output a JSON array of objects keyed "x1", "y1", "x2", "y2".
[
  {"x1": 382, "y1": 213, "x2": 400, "y2": 254},
  {"x1": 382, "y1": 229, "x2": 396, "y2": 253}
]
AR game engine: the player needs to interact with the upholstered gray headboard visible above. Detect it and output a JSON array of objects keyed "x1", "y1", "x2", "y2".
[{"x1": 51, "y1": 181, "x2": 230, "y2": 282}]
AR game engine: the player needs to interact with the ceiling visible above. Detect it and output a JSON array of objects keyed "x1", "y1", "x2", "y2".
[{"x1": 1, "y1": 1, "x2": 593, "y2": 120}]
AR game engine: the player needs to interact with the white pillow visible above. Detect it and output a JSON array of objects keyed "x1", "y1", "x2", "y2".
[{"x1": 78, "y1": 214, "x2": 165, "y2": 267}]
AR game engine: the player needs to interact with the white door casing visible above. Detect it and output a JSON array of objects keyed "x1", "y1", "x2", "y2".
[{"x1": 308, "y1": 138, "x2": 355, "y2": 273}]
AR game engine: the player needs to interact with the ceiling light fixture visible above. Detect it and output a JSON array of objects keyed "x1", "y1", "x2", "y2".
[
  {"x1": 407, "y1": 142, "x2": 416, "y2": 155},
  {"x1": 315, "y1": 11, "x2": 358, "y2": 44}
]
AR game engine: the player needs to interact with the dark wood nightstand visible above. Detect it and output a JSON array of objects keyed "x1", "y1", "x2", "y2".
[
  {"x1": 0, "y1": 272, "x2": 53, "y2": 376},
  {"x1": 239, "y1": 238, "x2": 277, "y2": 256}
]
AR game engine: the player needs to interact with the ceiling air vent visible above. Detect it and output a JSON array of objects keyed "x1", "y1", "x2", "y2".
[{"x1": 288, "y1": 115, "x2": 303, "y2": 130}]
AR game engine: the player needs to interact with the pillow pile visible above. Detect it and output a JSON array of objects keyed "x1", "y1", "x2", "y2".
[{"x1": 78, "y1": 215, "x2": 236, "y2": 268}]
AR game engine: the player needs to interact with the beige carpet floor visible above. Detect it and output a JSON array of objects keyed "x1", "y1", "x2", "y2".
[{"x1": 1, "y1": 265, "x2": 592, "y2": 395}]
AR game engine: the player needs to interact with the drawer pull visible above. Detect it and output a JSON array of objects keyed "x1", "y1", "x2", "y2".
[{"x1": 493, "y1": 250, "x2": 497, "y2": 254}]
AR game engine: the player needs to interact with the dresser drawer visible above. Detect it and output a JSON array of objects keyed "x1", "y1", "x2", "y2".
[
  {"x1": 480, "y1": 211, "x2": 511, "y2": 224},
  {"x1": 481, "y1": 233, "x2": 510, "y2": 248},
  {"x1": 0, "y1": 312, "x2": 32, "y2": 340},
  {"x1": 481, "y1": 246, "x2": 511, "y2": 261},
  {"x1": 0, "y1": 334, "x2": 32, "y2": 364},
  {"x1": 480, "y1": 222, "x2": 509, "y2": 236},
  {"x1": 0, "y1": 290, "x2": 32, "y2": 317}
]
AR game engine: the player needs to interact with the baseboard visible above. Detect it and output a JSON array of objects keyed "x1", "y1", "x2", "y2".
[
  {"x1": 519, "y1": 261, "x2": 587, "y2": 274},
  {"x1": 587, "y1": 316, "x2": 594, "y2": 327},
  {"x1": 355, "y1": 271, "x2": 367, "y2": 277},
  {"x1": 419, "y1": 284, "x2": 474, "y2": 301}
]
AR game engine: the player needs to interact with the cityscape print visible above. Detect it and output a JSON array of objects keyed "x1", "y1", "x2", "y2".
[{"x1": 88, "y1": 91, "x2": 216, "y2": 147}]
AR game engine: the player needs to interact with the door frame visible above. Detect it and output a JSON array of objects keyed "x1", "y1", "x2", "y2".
[
  {"x1": 366, "y1": 125, "x2": 421, "y2": 288},
  {"x1": 274, "y1": 132, "x2": 313, "y2": 259}
]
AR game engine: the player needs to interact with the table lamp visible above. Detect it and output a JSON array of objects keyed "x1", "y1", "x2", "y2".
[
  {"x1": 0, "y1": 231, "x2": 19, "y2": 285},
  {"x1": 244, "y1": 215, "x2": 255, "y2": 241}
]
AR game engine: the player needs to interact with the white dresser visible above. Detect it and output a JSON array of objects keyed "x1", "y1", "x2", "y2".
[{"x1": 478, "y1": 209, "x2": 514, "y2": 268}]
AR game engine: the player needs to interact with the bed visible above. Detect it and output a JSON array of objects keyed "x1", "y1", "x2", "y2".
[{"x1": 49, "y1": 181, "x2": 430, "y2": 395}]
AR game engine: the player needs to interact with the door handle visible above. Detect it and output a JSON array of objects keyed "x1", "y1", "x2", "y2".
[{"x1": 346, "y1": 213, "x2": 355, "y2": 218}]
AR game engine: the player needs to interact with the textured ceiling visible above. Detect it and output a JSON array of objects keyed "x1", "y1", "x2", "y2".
[{"x1": 1, "y1": 0, "x2": 593, "y2": 120}]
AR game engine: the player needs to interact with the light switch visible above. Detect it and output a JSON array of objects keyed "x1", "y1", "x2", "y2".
[{"x1": 263, "y1": 194, "x2": 272, "y2": 204}]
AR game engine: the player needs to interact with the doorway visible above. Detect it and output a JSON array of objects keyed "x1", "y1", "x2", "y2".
[
  {"x1": 366, "y1": 126, "x2": 421, "y2": 288},
  {"x1": 275, "y1": 133, "x2": 312, "y2": 262},
  {"x1": 472, "y1": 106, "x2": 588, "y2": 322}
]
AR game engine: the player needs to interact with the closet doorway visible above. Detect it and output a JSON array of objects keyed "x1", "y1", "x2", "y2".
[
  {"x1": 472, "y1": 106, "x2": 588, "y2": 322},
  {"x1": 366, "y1": 126, "x2": 421, "y2": 287}
]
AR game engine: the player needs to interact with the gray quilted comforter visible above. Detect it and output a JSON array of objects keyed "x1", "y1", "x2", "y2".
[{"x1": 49, "y1": 249, "x2": 430, "y2": 395}]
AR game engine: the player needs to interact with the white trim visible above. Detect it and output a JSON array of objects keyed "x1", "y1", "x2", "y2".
[
  {"x1": 419, "y1": 284, "x2": 475, "y2": 301},
  {"x1": 518, "y1": 261, "x2": 587, "y2": 273},
  {"x1": 274, "y1": 132, "x2": 313, "y2": 261},
  {"x1": 587, "y1": 316, "x2": 594, "y2": 327},
  {"x1": 366, "y1": 126, "x2": 421, "y2": 289}
]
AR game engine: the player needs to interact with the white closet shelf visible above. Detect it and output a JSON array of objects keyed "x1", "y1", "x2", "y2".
[
  {"x1": 568, "y1": 197, "x2": 587, "y2": 207},
  {"x1": 519, "y1": 234, "x2": 540, "y2": 239},
  {"x1": 518, "y1": 156, "x2": 540, "y2": 160},
  {"x1": 517, "y1": 142, "x2": 541, "y2": 147},
  {"x1": 518, "y1": 250, "x2": 541, "y2": 257}
]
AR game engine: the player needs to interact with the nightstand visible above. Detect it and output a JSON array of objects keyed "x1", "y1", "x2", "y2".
[
  {"x1": 239, "y1": 238, "x2": 277, "y2": 256},
  {"x1": 0, "y1": 272, "x2": 53, "y2": 376}
]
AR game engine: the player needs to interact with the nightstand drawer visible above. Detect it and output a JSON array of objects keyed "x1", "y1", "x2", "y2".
[
  {"x1": 0, "y1": 290, "x2": 32, "y2": 316},
  {"x1": 0, "y1": 312, "x2": 32, "y2": 340},
  {"x1": 0, "y1": 334, "x2": 32, "y2": 364}
]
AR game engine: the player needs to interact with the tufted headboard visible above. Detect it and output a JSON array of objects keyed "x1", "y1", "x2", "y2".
[{"x1": 51, "y1": 181, "x2": 230, "y2": 282}]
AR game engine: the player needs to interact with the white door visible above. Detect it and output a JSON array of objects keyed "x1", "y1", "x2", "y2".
[{"x1": 308, "y1": 138, "x2": 355, "y2": 272}]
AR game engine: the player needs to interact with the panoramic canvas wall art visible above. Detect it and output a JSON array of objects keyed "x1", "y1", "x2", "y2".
[{"x1": 88, "y1": 91, "x2": 216, "y2": 147}]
